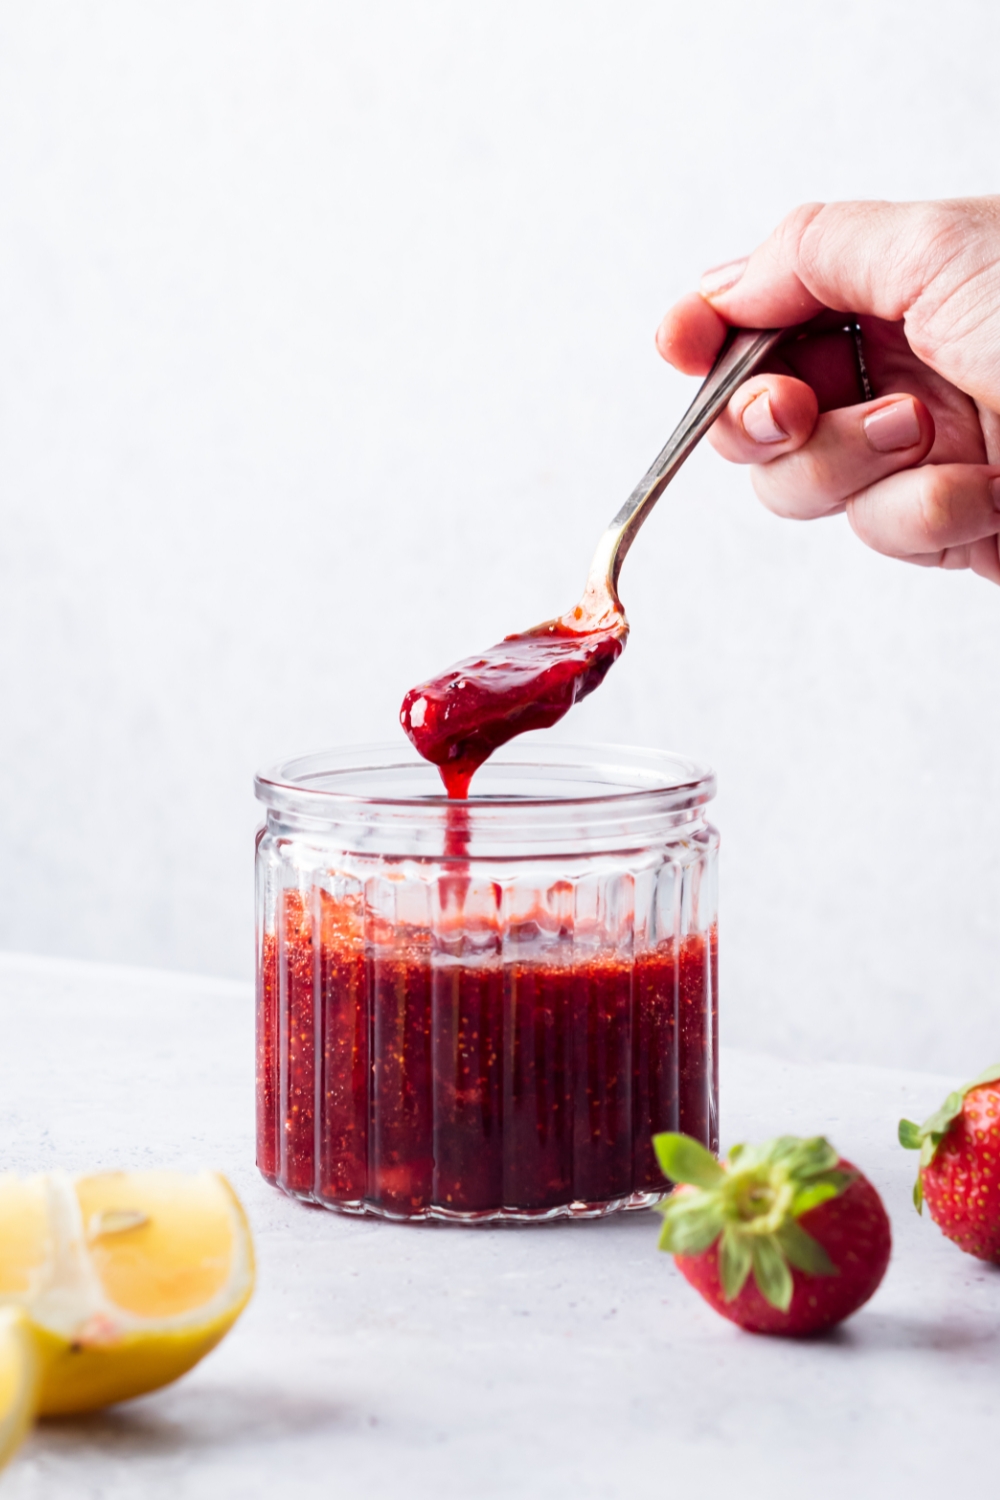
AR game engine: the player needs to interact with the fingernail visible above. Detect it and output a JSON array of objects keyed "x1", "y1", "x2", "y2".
[
  {"x1": 991, "y1": 477, "x2": 1000, "y2": 513},
  {"x1": 864, "y1": 398, "x2": 921, "y2": 453},
  {"x1": 700, "y1": 257, "x2": 748, "y2": 298},
  {"x1": 741, "y1": 391, "x2": 788, "y2": 444}
]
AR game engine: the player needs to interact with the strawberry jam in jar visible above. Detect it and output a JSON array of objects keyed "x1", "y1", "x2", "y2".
[{"x1": 254, "y1": 743, "x2": 718, "y2": 1222}]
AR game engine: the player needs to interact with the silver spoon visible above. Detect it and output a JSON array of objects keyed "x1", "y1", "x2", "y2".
[
  {"x1": 572, "y1": 326, "x2": 785, "y2": 629},
  {"x1": 399, "y1": 325, "x2": 792, "y2": 787}
]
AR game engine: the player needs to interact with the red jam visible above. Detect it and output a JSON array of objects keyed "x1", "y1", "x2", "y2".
[
  {"x1": 256, "y1": 889, "x2": 718, "y2": 1217},
  {"x1": 400, "y1": 618, "x2": 627, "y2": 798}
]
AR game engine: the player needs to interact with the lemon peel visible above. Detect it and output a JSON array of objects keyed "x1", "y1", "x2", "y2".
[
  {"x1": 0, "y1": 1170, "x2": 254, "y2": 1415},
  {"x1": 0, "y1": 1307, "x2": 38, "y2": 1471}
]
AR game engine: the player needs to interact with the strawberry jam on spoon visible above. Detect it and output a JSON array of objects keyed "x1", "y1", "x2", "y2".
[
  {"x1": 400, "y1": 598, "x2": 627, "y2": 799},
  {"x1": 400, "y1": 326, "x2": 787, "y2": 795}
]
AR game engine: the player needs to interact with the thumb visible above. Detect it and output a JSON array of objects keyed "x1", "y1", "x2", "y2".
[{"x1": 702, "y1": 198, "x2": 1000, "y2": 405}]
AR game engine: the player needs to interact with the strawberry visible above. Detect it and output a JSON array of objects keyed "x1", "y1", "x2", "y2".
[
  {"x1": 654, "y1": 1132, "x2": 892, "y2": 1336},
  {"x1": 898, "y1": 1062, "x2": 1000, "y2": 1261}
]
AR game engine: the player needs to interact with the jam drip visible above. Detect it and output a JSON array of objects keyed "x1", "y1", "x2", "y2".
[
  {"x1": 256, "y1": 889, "x2": 718, "y2": 1219},
  {"x1": 400, "y1": 616, "x2": 627, "y2": 798}
]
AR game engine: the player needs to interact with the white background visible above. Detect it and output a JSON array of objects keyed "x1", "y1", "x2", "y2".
[{"x1": 0, "y1": 1, "x2": 997, "y2": 1072}]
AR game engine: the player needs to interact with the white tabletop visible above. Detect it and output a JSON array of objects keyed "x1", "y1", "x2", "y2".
[{"x1": 0, "y1": 951, "x2": 995, "y2": 1499}]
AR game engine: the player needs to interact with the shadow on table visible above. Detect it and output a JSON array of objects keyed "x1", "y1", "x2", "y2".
[
  {"x1": 829, "y1": 1310, "x2": 1000, "y2": 1354},
  {"x1": 37, "y1": 1380, "x2": 352, "y2": 1457}
]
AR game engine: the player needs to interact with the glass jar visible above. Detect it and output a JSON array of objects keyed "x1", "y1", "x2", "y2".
[{"x1": 254, "y1": 742, "x2": 718, "y2": 1222}]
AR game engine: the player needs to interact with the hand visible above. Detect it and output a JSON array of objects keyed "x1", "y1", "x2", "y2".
[{"x1": 656, "y1": 199, "x2": 1000, "y2": 584}]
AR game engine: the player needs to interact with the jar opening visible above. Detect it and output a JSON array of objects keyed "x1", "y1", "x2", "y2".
[
  {"x1": 254, "y1": 741, "x2": 716, "y2": 860},
  {"x1": 256, "y1": 739, "x2": 714, "y2": 807}
]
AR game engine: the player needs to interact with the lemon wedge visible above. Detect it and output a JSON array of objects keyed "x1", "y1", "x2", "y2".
[
  {"x1": 0, "y1": 1307, "x2": 37, "y2": 1470},
  {"x1": 0, "y1": 1170, "x2": 254, "y2": 1415}
]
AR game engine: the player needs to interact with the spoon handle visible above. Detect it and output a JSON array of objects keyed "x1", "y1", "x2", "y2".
[{"x1": 588, "y1": 326, "x2": 786, "y2": 599}]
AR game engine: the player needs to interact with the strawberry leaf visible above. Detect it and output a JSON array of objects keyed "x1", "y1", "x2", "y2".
[
  {"x1": 898, "y1": 1119, "x2": 922, "y2": 1150},
  {"x1": 790, "y1": 1169, "x2": 853, "y2": 1219},
  {"x1": 776, "y1": 1136, "x2": 840, "y2": 1180},
  {"x1": 657, "y1": 1196, "x2": 726, "y2": 1256},
  {"x1": 921, "y1": 1089, "x2": 966, "y2": 1140},
  {"x1": 653, "y1": 1133, "x2": 724, "y2": 1189},
  {"x1": 790, "y1": 1183, "x2": 836, "y2": 1217},
  {"x1": 718, "y1": 1227, "x2": 753, "y2": 1302},
  {"x1": 750, "y1": 1238, "x2": 793, "y2": 1312},
  {"x1": 776, "y1": 1220, "x2": 838, "y2": 1277},
  {"x1": 965, "y1": 1062, "x2": 1000, "y2": 1090}
]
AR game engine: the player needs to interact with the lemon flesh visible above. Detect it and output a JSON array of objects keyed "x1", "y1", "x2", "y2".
[
  {"x1": 0, "y1": 1171, "x2": 254, "y2": 1415},
  {"x1": 0, "y1": 1307, "x2": 38, "y2": 1469}
]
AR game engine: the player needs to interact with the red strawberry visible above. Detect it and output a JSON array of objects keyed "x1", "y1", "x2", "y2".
[
  {"x1": 899, "y1": 1062, "x2": 1000, "y2": 1261},
  {"x1": 654, "y1": 1133, "x2": 892, "y2": 1336}
]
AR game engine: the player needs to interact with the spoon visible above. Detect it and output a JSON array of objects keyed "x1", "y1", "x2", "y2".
[
  {"x1": 401, "y1": 325, "x2": 786, "y2": 796},
  {"x1": 573, "y1": 325, "x2": 785, "y2": 628}
]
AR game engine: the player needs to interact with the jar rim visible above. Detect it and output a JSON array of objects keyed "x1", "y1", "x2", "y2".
[{"x1": 255, "y1": 740, "x2": 715, "y2": 812}]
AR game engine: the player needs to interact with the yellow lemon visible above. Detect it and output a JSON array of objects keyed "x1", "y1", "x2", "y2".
[
  {"x1": 0, "y1": 1307, "x2": 38, "y2": 1469},
  {"x1": 0, "y1": 1170, "x2": 254, "y2": 1415}
]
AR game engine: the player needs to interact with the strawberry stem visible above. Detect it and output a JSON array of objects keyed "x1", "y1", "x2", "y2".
[{"x1": 655, "y1": 1133, "x2": 850, "y2": 1310}]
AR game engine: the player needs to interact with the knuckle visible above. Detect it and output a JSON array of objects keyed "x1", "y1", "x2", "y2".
[
  {"x1": 761, "y1": 444, "x2": 836, "y2": 514},
  {"x1": 904, "y1": 323, "x2": 937, "y2": 369},
  {"x1": 912, "y1": 199, "x2": 967, "y2": 249},
  {"x1": 749, "y1": 465, "x2": 794, "y2": 517},
  {"x1": 845, "y1": 486, "x2": 878, "y2": 546},
  {"x1": 902, "y1": 201, "x2": 990, "y2": 361},
  {"x1": 749, "y1": 463, "x2": 814, "y2": 519},
  {"x1": 848, "y1": 469, "x2": 965, "y2": 558},
  {"x1": 773, "y1": 202, "x2": 826, "y2": 261},
  {"x1": 912, "y1": 468, "x2": 957, "y2": 547}
]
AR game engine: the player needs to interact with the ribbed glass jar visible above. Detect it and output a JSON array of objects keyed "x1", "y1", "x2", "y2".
[{"x1": 254, "y1": 742, "x2": 718, "y2": 1222}]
